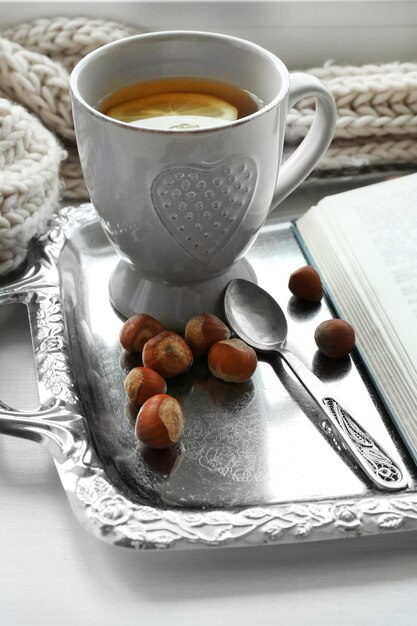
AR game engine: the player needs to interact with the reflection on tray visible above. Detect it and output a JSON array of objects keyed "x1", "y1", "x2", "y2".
[{"x1": 60, "y1": 215, "x2": 411, "y2": 509}]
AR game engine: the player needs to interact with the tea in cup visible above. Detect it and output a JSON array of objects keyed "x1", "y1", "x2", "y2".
[
  {"x1": 99, "y1": 75, "x2": 263, "y2": 130},
  {"x1": 70, "y1": 31, "x2": 336, "y2": 328}
]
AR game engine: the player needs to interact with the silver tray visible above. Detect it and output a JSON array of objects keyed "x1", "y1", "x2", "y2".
[{"x1": 1, "y1": 193, "x2": 417, "y2": 550}]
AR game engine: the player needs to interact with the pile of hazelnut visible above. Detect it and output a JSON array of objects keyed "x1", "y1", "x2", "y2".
[
  {"x1": 120, "y1": 264, "x2": 356, "y2": 451},
  {"x1": 120, "y1": 312, "x2": 257, "y2": 450}
]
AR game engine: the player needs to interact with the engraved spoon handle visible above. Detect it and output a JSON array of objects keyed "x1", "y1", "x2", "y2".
[{"x1": 277, "y1": 347, "x2": 408, "y2": 491}]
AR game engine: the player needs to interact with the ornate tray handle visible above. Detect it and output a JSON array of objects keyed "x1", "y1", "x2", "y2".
[
  {"x1": 0, "y1": 396, "x2": 84, "y2": 460},
  {"x1": 0, "y1": 286, "x2": 86, "y2": 462},
  {"x1": 0, "y1": 204, "x2": 96, "y2": 460},
  {"x1": 0, "y1": 204, "x2": 416, "y2": 550}
]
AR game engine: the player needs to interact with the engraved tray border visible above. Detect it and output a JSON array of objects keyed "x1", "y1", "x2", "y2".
[{"x1": 1, "y1": 202, "x2": 417, "y2": 551}]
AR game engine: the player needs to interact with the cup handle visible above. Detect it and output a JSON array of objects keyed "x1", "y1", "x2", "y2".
[{"x1": 271, "y1": 72, "x2": 337, "y2": 211}]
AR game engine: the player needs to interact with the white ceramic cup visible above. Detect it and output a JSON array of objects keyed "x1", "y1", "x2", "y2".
[{"x1": 70, "y1": 31, "x2": 336, "y2": 328}]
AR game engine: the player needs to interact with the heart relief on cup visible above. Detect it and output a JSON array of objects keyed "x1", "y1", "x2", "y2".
[{"x1": 151, "y1": 157, "x2": 257, "y2": 260}]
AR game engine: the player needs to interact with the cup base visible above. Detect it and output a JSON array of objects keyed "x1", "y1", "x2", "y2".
[{"x1": 109, "y1": 259, "x2": 257, "y2": 330}]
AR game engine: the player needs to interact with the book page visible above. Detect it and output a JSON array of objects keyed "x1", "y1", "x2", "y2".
[
  {"x1": 318, "y1": 173, "x2": 417, "y2": 369},
  {"x1": 356, "y1": 197, "x2": 417, "y2": 319},
  {"x1": 295, "y1": 173, "x2": 417, "y2": 459}
]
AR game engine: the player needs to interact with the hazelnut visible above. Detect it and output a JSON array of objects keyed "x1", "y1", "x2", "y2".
[
  {"x1": 119, "y1": 313, "x2": 164, "y2": 352},
  {"x1": 136, "y1": 393, "x2": 185, "y2": 449},
  {"x1": 124, "y1": 366, "x2": 167, "y2": 405},
  {"x1": 184, "y1": 313, "x2": 231, "y2": 355},
  {"x1": 208, "y1": 338, "x2": 257, "y2": 383},
  {"x1": 288, "y1": 265, "x2": 323, "y2": 302},
  {"x1": 315, "y1": 319, "x2": 355, "y2": 358},
  {"x1": 142, "y1": 330, "x2": 193, "y2": 378}
]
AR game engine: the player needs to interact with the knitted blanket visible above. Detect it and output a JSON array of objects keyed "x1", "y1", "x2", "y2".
[
  {"x1": 287, "y1": 61, "x2": 417, "y2": 170},
  {"x1": 0, "y1": 16, "x2": 416, "y2": 275}
]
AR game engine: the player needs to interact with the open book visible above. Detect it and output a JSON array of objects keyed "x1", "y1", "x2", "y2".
[{"x1": 293, "y1": 173, "x2": 417, "y2": 464}]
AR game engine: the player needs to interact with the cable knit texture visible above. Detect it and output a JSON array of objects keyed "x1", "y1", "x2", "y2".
[
  {"x1": 287, "y1": 62, "x2": 417, "y2": 140},
  {"x1": 0, "y1": 17, "x2": 143, "y2": 274},
  {"x1": 0, "y1": 16, "x2": 416, "y2": 275},
  {"x1": 0, "y1": 98, "x2": 64, "y2": 274},
  {"x1": 286, "y1": 61, "x2": 417, "y2": 169}
]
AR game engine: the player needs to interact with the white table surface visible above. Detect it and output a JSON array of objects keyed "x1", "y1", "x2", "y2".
[{"x1": 1, "y1": 208, "x2": 417, "y2": 626}]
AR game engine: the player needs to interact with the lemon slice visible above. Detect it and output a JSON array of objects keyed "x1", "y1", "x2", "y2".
[
  {"x1": 129, "y1": 115, "x2": 232, "y2": 130},
  {"x1": 106, "y1": 92, "x2": 238, "y2": 129}
]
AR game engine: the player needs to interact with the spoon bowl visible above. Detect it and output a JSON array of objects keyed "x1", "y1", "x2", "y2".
[
  {"x1": 224, "y1": 278, "x2": 288, "y2": 352},
  {"x1": 224, "y1": 278, "x2": 408, "y2": 491}
]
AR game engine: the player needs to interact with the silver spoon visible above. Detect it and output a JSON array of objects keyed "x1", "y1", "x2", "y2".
[{"x1": 224, "y1": 278, "x2": 408, "y2": 491}]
